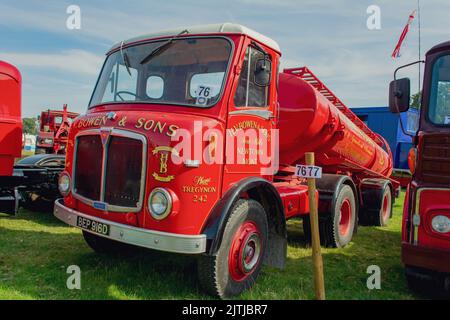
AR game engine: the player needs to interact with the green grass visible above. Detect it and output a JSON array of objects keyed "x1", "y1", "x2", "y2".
[{"x1": 0, "y1": 192, "x2": 419, "y2": 300}]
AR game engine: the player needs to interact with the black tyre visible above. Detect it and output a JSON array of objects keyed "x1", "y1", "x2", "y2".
[
  {"x1": 82, "y1": 231, "x2": 136, "y2": 256},
  {"x1": 376, "y1": 185, "x2": 392, "y2": 227},
  {"x1": 323, "y1": 184, "x2": 356, "y2": 248},
  {"x1": 302, "y1": 216, "x2": 311, "y2": 244},
  {"x1": 197, "y1": 199, "x2": 268, "y2": 298}
]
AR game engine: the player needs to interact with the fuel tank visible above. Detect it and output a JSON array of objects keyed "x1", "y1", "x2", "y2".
[
  {"x1": 0, "y1": 61, "x2": 22, "y2": 176},
  {"x1": 278, "y1": 71, "x2": 392, "y2": 177}
]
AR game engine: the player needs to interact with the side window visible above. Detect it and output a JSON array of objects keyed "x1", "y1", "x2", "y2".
[
  {"x1": 233, "y1": 46, "x2": 270, "y2": 107},
  {"x1": 146, "y1": 75, "x2": 164, "y2": 99}
]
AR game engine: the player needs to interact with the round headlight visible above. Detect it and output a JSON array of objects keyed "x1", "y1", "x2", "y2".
[
  {"x1": 58, "y1": 172, "x2": 71, "y2": 196},
  {"x1": 148, "y1": 188, "x2": 172, "y2": 220},
  {"x1": 431, "y1": 215, "x2": 450, "y2": 234}
]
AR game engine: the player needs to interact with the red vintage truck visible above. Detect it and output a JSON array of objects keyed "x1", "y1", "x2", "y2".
[
  {"x1": 36, "y1": 104, "x2": 79, "y2": 154},
  {"x1": 54, "y1": 24, "x2": 397, "y2": 297},
  {"x1": 389, "y1": 41, "x2": 450, "y2": 292},
  {"x1": 0, "y1": 61, "x2": 66, "y2": 214}
]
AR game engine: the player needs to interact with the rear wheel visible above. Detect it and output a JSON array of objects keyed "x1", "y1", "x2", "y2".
[
  {"x1": 197, "y1": 199, "x2": 268, "y2": 298},
  {"x1": 324, "y1": 185, "x2": 356, "y2": 248},
  {"x1": 376, "y1": 185, "x2": 392, "y2": 227}
]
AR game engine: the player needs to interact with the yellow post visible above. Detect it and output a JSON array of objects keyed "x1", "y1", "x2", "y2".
[{"x1": 305, "y1": 152, "x2": 326, "y2": 300}]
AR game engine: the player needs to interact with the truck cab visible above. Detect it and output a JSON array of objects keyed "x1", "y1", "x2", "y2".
[{"x1": 389, "y1": 41, "x2": 450, "y2": 292}]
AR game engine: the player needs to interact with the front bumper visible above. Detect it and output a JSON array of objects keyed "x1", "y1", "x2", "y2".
[
  {"x1": 402, "y1": 242, "x2": 450, "y2": 274},
  {"x1": 54, "y1": 198, "x2": 207, "y2": 254}
]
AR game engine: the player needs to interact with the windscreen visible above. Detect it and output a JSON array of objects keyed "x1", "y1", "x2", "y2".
[
  {"x1": 89, "y1": 37, "x2": 232, "y2": 108},
  {"x1": 429, "y1": 54, "x2": 450, "y2": 125}
]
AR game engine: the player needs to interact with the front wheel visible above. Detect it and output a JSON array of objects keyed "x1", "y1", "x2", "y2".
[{"x1": 197, "y1": 199, "x2": 268, "y2": 298}]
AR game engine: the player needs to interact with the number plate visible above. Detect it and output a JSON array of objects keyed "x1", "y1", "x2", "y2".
[
  {"x1": 295, "y1": 165, "x2": 322, "y2": 178},
  {"x1": 76, "y1": 216, "x2": 110, "y2": 236}
]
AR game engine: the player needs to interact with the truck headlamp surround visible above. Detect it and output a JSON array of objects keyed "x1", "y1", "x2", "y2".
[
  {"x1": 148, "y1": 188, "x2": 172, "y2": 220},
  {"x1": 431, "y1": 215, "x2": 450, "y2": 234},
  {"x1": 58, "y1": 172, "x2": 71, "y2": 196}
]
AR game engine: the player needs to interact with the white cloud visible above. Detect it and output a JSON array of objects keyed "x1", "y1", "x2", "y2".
[{"x1": 0, "y1": 50, "x2": 103, "y2": 75}]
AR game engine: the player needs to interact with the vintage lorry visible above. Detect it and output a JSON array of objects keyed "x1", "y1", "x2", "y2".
[
  {"x1": 35, "y1": 104, "x2": 79, "y2": 154},
  {"x1": 53, "y1": 23, "x2": 397, "y2": 297},
  {"x1": 389, "y1": 41, "x2": 450, "y2": 292},
  {"x1": 0, "y1": 60, "x2": 65, "y2": 214}
]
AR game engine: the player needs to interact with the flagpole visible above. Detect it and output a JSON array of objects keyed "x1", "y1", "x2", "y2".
[{"x1": 418, "y1": 0, "x2": 421, "y2": 94}]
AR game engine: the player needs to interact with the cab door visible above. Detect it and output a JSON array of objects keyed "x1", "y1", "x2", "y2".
[{"x1": 222, "y1": 39, "x2": 279, "y2": 189}]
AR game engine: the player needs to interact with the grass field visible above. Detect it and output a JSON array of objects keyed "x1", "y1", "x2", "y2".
[{"x1": 0, "y1": 192, "x2": 420, "y2": 300}]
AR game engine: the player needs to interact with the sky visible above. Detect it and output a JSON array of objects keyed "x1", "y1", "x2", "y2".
[{"x1": 1, "y1": 0, "x2": 449, "y2": 118}]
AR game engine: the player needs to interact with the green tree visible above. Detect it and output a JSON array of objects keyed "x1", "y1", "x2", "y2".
[
  {"x1": 411, "y1": 91, "x2": 421, "y2": 110},
  {"x1": 22, "y1": 118, "x2": 37, "y2": 135}
]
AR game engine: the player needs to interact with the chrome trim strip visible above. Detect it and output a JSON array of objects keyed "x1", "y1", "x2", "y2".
[
  {"x1": 229, "y1": 109, "x2": 274, "y2": 120},
  {"x1": 413, "y1": 187, "x2": 450, "y2": 245},
  {"x1": 71, "y1": 128, "x2": 147, "y2": 213},
  {"x1": 54, "y1": 199, "x2": 206, "y2": 254}
]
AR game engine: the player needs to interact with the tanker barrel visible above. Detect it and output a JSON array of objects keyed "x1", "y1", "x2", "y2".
[{"x1": 278, "y1": 69, "x2": 393, "y2": 177}]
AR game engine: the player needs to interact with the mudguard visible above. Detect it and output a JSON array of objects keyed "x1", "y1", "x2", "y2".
[
  {"x1": 315, "y1": 173, "x2": 359, "y2": 216},
  {"x1": 359, "y1": 178, "x2": 393, "y2": 223}
]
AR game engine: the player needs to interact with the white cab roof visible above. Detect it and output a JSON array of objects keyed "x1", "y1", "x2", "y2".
[{"x1": 109, "y1": 23, "x2": 281, "y2": 53}]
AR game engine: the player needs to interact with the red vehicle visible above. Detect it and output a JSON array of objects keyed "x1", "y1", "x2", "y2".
[
  {"x1": 0, "y1": 61, "x2": 65, "y2": 214},
  {"x1": 36, "y1": 104, "x2": 79, "y2": 154},
  {"x1": 389, "y1": 41, "x2": 450, "y2": 292},
  {"x1": 0, "y1": 61, "x2": 22, "y2": 176},
  {"x1": 54, "y1": 24, "x2": 397, "y2": 297}
]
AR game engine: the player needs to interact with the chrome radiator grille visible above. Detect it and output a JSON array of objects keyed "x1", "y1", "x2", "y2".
[{"x1": 72, "y1": 129, "x2": 146, "y2": 212}]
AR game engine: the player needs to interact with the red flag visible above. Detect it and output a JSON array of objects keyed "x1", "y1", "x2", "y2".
[{"x1": 391, "y1": 10, "x2": 417, "y2": 58}]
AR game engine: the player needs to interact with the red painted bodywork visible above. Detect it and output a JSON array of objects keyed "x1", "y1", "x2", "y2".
[
  {"x1": 401, "y1": 42, "x2": 450, "y2": 275},
  {"x1": 0, "y1": 61, "x2": 22, "y2": 176},
  {"x1": 36, "y1": 104, "x2": 79, "y2": 154},
  {"x1": 402, "y1": 137, "x2": 450, "y2": 271},
  {"x1": 278, "y1": 71, "x2": 392, "y2": 177},
  {"x1": 61, "y1": 32, "x2": 394, "y2": 237}
]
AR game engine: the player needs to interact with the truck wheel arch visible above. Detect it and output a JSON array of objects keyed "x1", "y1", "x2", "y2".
[
  {"x1": 315, "y1": 174, "x2": 359, "y2": 217},
  {"x1": 202, "y1": 177, "x2": 287, "y2": 269}
]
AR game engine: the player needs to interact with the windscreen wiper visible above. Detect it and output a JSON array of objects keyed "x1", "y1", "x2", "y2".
[
  {"x1": 140, "y1": 29, "x2": 189, "y2": 65},
  {"x1": 120, "y1": 41, "x2": 132, "y2": 76}
]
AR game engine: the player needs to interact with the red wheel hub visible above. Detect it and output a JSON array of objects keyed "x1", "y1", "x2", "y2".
[
  {"x1": 228, "y1": 221, "x2": 262, "y2": 282},
  {"x1": 339, "y1": 198, "x2": 352, "y2": 237}
]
